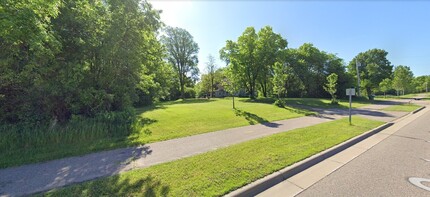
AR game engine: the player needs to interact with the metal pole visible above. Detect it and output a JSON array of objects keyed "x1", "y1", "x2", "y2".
[
  {"x1": 356, "y1": 61, "x2": 361, "y2": 97},
  {"x1": 349, "y1": 94, "x2": 352, "y2": 125}
]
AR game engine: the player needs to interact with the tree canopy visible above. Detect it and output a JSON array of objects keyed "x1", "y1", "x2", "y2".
[
  {"x1": 348, "y1": 49, "x2": 392, "y2": 99},
  {"x1": 161, "y1": 26, "x2": 200, "y2": 99}
]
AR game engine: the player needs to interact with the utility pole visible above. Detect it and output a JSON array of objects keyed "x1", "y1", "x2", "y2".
[
  {"x1": 356, "y1": 60, "x2": 361, "y2": 96},
  {"x1": 426, "y1": 82, "x2": 428, "y2": 93}
]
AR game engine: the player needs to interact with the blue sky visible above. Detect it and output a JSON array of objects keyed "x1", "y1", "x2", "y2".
[{"x1": 150, "y1": 0, "x2": 430, "y2": 76}]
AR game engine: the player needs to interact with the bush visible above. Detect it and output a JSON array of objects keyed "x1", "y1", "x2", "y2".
[
  {"x1": 184, "y1": 87, "x2": 196, "y2": 98},
  {"x1": 330, "y1": 99, "x2": 339, "y2": 105},
  {"x1": 274, "y1": 99, "x2": 285, "y2": 108}
]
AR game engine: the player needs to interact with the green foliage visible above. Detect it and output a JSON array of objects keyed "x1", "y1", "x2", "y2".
[
  {"x1": 0, "y1": 0, "x2": 166, "y2": 123},
  {"x1": 272, "y1": 62, "x2": 288, "y2": 98},
  {"x1": 44, "y1": 117, "x2": 383, "y2": 196},
  {"x1": 161, "y1": 26, "x2": 200, "y2": 99},
  {"x1": 324, "y1": 73, "x2": 338, "y2": 104},
  {"x1": 379, "y1": 78, "x2": 392, "y2": 97},
  {"x1": 283, "y1": 44, "x2": 350, "y2": 98},
  {"x1": 392, "y1": 65, "x2": 414, "y2": 95},
  {"x1": 220, "y1": 26, "x2": 287, "y2": 99},
  {"x1": 205, "y1": 54, "x2": 218, "y2": 98},
  {"x1": 197, "y1": 68, "x2": 225, "y2": 98},
  {"x1": 413, "y1": 75, "x2": 430, "y2": 93},
  {"x1": 274, "y1": 99, "x2": 285, "y2": 107},
  {"x1": 348, "y1": 49, "x2": 393, "y2": 98}
]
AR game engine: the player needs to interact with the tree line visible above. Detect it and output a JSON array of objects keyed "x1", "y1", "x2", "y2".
[{"x1": 1, "y1": 0, "x2": 428, "y2": 125}]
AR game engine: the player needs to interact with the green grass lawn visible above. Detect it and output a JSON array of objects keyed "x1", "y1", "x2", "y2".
[
  {"x1": 382, "y1": 103, "x2": 422, "y2": 112},
  {"x1": 376, "y1": 92, "x2": 430, "y2": 100},
  {"x1": 43, "y1": 117, "x2": 383, "y2": 197},
  {"x1": 1, "y1": 98, "x2": 313, "y2": 168},
  {"x1": 131, "y1": 98, "x2": 314, "y2": 144},
  {"x1": 283, "y1": 97, "x2": 373, "y2": 109}
]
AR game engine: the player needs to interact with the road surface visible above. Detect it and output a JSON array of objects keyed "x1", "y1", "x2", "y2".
[{"x1": 298, "y1": 107, "x2": 430, "y2": 196}]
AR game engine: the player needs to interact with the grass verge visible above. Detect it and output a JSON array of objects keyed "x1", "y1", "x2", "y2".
[
  {"x1": 1, "y1": 98, "x2": 312, "y2": 168},
  {"x1": 382, "y1": 103, "x2": 422, "y2": 112},
  {"x1": 43, "y1": 117, "x2": 383, "y2": 197},
  {"x1": 131, "y1": 98, "x2": 313, "y2": 144},
  {"x1": 241, "y1": 97, "x2": 373, "y2": 109}
]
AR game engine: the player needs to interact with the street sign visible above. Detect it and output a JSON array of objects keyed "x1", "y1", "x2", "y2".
[
  {"x1": 346, "y1": 88, "x2": 355, "y2": 124},
  {"x1": 346, "y1": 88, "x2": 356, "y2": 96}
]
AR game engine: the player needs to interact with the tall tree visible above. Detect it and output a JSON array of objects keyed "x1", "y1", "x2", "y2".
[
  {"x1": 272, "y1": 62, "x2": 288, "y2": 99},
  {"x1": 256, "y1": 26, "x2": 288, "y2": 97},
  {"x1": 413, "y1": 75, "x2": 430, "y2": 93},
  {"x1": 220, "y1": 26, "x2": 287, "y2": 99},
  {"x1": 348, "y1": 49, "x2": 393, "y2": 99},
  {"x1": 392, "y1": 65, "x2": 414, "y2": 95},
  {"x1": 0, "y1": 0, "x2": 165, "y2": 123},
  {"x1": 379, "y1": 78, "x2": 392, "y2": 98},
  {"x1": 161, "y1": 27, "x2": 199, "y2": 99},
  {"x1": 205, "y1": 54, "x2": 217, "y2": 98}
]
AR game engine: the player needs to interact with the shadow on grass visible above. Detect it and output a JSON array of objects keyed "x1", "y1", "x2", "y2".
[
  {"x1": 283, "y1": 106, "x2": 317, "y2": 116},
  {"x1": 240, "y1": 97, "x2": 276, "y2": 104},
  {"x1": 234, "y1": 109, "x2": 281, "y2": 128},
  {"x1": 136, "y1": 99, "x2": 215, "y2": 114},
  {"x1": 44, "y1": 175, "x2": 170, "y2": 197},
  {"x1": 135, "y1": 105, "x2": 166, "y2": 114}
]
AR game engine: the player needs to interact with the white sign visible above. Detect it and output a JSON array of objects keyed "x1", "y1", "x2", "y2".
[{"x1": 346, "y1": 88, "x2": 356, "y2": 96}]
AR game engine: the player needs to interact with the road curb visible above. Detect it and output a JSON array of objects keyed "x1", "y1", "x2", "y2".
[
  {"x1": 412, "y1": 106, "x2": 426, "y2": 114},
  {"x1": 225, "y1": 122, "x2": 394, "y2": 197}
]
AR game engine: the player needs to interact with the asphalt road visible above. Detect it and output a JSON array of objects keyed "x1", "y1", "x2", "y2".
[{"x1": 298, "y1": 108, "x2": 430, "y2": 196}]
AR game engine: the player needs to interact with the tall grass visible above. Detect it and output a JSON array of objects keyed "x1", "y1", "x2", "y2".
[{"x1": 0, "y1": 110, "x2": 140, "y2": 168}]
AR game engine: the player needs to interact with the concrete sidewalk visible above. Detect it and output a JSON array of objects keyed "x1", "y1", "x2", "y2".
[{"x1": 0, "y1": 105, "x2": 408, "y2": 196}]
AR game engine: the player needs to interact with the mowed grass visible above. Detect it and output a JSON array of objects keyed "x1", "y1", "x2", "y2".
[
  {"x1": 382, "y1": 103, "x2": 422, "y2": 112},
  {"x1": 284, "y1": 97, "x2": 373, "y2": 109},
  {"x1": 43, "y1": 117, "x2": 383, "y2": 197},
  {"x1": 130, "y1": 98, "x2": 314, "y2": 144},
  {"x1": 0, "y1": 98, "x2": 312, "y2": 168}
]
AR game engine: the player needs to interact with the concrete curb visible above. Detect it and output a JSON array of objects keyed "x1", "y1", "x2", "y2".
[
  {"x1": 412, "y1": 106, "x2": 426, "y2": 114},
  {"x1": 225, "y1": 122, "x2": 394, "y2": 197}
]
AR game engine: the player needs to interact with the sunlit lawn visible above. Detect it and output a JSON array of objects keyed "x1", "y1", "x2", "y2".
[
  {"x1": 382, "y1": 103, "x2": 421, "y2": 112},
  {"x1": 284, "y1": 97, "x2": 373, "y2": 109},
  {"x1": 0, "y1": 96, "x2": 373, "y2": 169},
  {"x1": 130, "y1": 98, "x2": 314, "y2": 144},
  {"x1": 44, "y1": 117, "x2": 383, "y2": 196}
]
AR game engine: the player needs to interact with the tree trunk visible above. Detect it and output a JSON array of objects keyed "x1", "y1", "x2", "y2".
[
  {"x1": 180, "y1": 83, "x2": 185, "y2": 99},
  {"x1": 249, "y1": 83, "x2": 255, "y2": 99},
  {"x1": 210, "y1": 77, "x2": 214, "y2": 98}
]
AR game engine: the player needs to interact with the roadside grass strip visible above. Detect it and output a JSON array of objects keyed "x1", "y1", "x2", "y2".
[
  {"x1": 43, "y1": 117, "x2": 383, "y2": 197},
  {"x1": 133, "y1": 98, "x2": 313, "y2": 144},
  {"x1": 382, "y1": 103, "x2": 421, "y2": 112},
  {"x1": 0, "y1": 98, "x2": 312, "y2": 168}
]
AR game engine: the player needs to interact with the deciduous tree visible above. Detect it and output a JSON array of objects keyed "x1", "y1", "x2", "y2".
[
  {"x1": 348, "y1": 49, "x2": 393, "y2": 99},
  {"x1": 161, "y1": 27, "x2": 199, "y2": 99}
]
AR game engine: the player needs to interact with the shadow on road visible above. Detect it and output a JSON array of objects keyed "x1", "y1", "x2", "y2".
[{"x1": 0, "y1": 145, "x2": 159, "y2": 196}]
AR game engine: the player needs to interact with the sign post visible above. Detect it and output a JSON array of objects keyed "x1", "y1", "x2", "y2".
[{"x1": 346, "y1": 88, "x2": 356, "y2": 125}]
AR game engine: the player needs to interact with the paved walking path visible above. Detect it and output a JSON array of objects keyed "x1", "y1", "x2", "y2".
[{"x1": 0, "y1": 104, "x2": 411, "y2": 196}]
